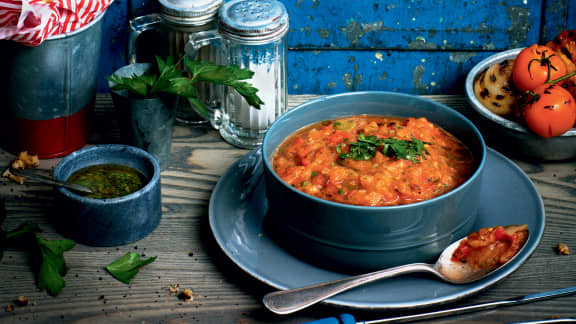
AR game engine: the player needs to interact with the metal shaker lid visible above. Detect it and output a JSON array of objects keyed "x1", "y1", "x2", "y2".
[
  {"x1": 219, "y1": 0, "x2": 289, "y2": 42},
  {"x1": 158, "y1": 0, "x2": 223, "y2": 25}
]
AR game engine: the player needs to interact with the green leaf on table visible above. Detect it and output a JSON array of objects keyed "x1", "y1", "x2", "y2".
[
  {"x1": 1, "y1": 221, "x2": 75, "y2": 296},
  {"x1": 106, "y1": 252, "x2": 157, "y2": 284},
  {"x1": 35, "y1": 234, "x2": 75, "y2": 296},
  {"x1": 6, "y1": 220, "x2": 42, "y2": 240}
]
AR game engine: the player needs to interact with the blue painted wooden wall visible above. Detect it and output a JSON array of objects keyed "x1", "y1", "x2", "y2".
[{"x1": 98, "y1": 0, "x2": 576, "y2": 95}]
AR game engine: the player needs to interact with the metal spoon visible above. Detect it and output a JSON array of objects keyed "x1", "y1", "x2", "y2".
[
  {"x1": 263, "y1": 225, "x2": 529, "y2": 315},
  {"x1": 9, "y1": 168, "x2": 94, "y2": 194}
]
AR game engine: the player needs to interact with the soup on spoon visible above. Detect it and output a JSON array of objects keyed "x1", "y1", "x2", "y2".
[{"x1": 263, "y1": 224, "x2": 529, "y2": 315}]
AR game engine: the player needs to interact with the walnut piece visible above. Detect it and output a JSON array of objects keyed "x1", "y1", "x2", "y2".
[
  {"x1": 2, "y1": 168, "x2": 23, "y2": 185},
  {"x1": 11, "y1": 151, "x2": 39, "y2": 170},
  {"x1": 556, "y1": 243, "x2": 570, "y2": 255},
  {"x1": 177, "y1": 289, "x2": 194, "y2": 302},
  {"x1": 2, "y1": 151, "x2": 40, "y2": 184},
  {"x1": 15, "y1": 296, "x2": 28, "y2": 307}
]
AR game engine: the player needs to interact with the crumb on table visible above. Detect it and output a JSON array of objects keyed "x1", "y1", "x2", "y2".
[
  {"x1": 556, "y1": 243, "x2": 570, "y2": 255},
  {"x1": 11, "y1": 151, "x2": 39, "y2": 170},
  {"x1": 178, "y1": 288, "x2": 194, "y2": 302}
]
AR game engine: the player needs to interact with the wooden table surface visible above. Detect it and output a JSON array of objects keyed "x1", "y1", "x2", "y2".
[{"x1": 0, "y1": 94, "x2": 575, "y2": 324}]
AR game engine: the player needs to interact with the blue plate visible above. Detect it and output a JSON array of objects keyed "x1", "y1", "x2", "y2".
[{"x1": 209, "y1": 147, "x2": 544, "y2": 310}]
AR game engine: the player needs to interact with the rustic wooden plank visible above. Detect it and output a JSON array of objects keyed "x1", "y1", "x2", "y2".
[
  {"x1": 286, "y1": 0, "x2": 541, "y2": 50},
  {"x1": 541, "y1": 0, "x2": 576, "y2": 42},
  {"x1": 287, "y1": 50, "x2": 496, "y2": 94},
  {"x1": 0, "y1": 95, "x2": 575, "y2": 324}
]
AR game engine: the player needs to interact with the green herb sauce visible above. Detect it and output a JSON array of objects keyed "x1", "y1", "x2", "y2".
[{"x1": 67, "y1": 164, "x2": 148, "y2": 199}]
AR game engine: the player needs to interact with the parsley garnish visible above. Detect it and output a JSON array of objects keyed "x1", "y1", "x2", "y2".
[
  {"x1": 339, "y1": 134, "x2": 431, "y2": 163},
  {"x1": 107, "y1": 56, "x2": 264, "y2": 119}
]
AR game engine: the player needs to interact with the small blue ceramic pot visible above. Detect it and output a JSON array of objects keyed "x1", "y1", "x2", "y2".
[
  {"x1": 262, "y1": 91, "x2": 486, "y2": 273},
  {"x1": 53, "y1": 144, "x2": 162, "y2": 247}
]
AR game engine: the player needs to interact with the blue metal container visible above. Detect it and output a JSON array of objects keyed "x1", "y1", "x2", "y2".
[{"x1": 0, "y1": 12, "x2": 106, "y2": 158}]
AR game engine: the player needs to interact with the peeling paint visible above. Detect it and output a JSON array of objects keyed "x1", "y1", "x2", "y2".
[
  {"x1": 378, "y1": 72, "x2": 388, "y2": 81},
  {"x1": 342, "y1": 73, "x2": 353, "y2": 91},
  {"x1": 339, "y1": 19, "x2": 397, "y2": 48},
  {"x1": 506, "y1": 6, "x2": 531, "y2": 47},
  {"x1": 342, "y1": 62, "x2": 362, "y2": 91},
  {"x1": 311, "y1": 0, "x2": 319, "y2": 9},
  {"x1": 298, "y1": 26, "x2": 312, "y2": 36},
  {"x1": 296, "y1": 0, "x2": 303, "y2": 8},
  {"x1": 482, "y1": 42, "x2": 495, "y2": 50},
  {"x1": 341, "y1": 19, "x2": 363, "y2": 47},
  {"x1": 408, "y1": 37, "x2": 438, "y2": 50},
  {"x1": 412, "y1": 65, "x2": 429, "y2": 94},
  {"x1": 448, "y1": 52, "x2": 477, "y2": 64},
  {"x1": 316, "y1": 27, "x2": 331, "y2": 39},
  {"x1": 312, "y1": 50, "x2": 321, "y2": 55},
  {"x1": 328, "y1": 82, "x2": 337, "y2": 88},
  {"x1": 374, "y1": 52, "x2": 383, "y2": 61}
]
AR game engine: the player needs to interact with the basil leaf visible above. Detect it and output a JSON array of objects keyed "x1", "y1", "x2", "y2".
[{"x1": 106, "y1": 252, "x2": 157, "y2": 284}]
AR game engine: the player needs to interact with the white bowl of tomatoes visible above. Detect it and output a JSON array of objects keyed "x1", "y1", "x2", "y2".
[{"x1": 466, "y1": 45, "x2": 576, "y2": 161}]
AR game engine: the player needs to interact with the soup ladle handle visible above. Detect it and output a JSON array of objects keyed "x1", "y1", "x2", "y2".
[{"x1": 262, "y1": 263, "x2": 437, "y2": 315}]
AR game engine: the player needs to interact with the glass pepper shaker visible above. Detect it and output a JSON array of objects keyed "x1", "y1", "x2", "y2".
[
  {"x1": 128, "y1": 0, "x2": 224, "y2": 125},
  {"x1": 186, "y1": 0, "x2": 289, "y2": 149}
]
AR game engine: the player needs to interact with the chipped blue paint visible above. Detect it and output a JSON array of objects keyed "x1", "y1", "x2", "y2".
[
  {"x1": 286, "y1": 0, "x2": 541, "y2": 50},
  {"x1": 287, "y1": 50, "x2": 494, "y2": 95},
  {"x1": 95, "y1": 0, "x2": 575, "y2": 95}
]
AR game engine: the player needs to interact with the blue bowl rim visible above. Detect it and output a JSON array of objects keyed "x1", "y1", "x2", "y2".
[
  {"x1": 262, "y1": 90, "x2": 487, "y2": 210},
  {"x1": 53, "y1": 144, "x2": 161, "y2": 204}
]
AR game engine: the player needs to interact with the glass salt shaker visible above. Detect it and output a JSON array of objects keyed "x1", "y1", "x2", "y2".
[
  {"x1": 128, "y1": 0, "x2": 224, "y2": 125},
  {"x1": 186, "y1": 0, "x2": 289, "y2": 149}
]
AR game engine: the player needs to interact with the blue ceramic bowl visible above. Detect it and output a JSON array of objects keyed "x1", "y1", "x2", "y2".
[
  {"x1": 53, "y1": 144, "x2": 162, "y2": 246},
  {"x1": 262, "y1": 91, "x2": 486, "y2": 273}
]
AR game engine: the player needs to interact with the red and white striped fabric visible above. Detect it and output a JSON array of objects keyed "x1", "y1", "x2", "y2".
[{"x1": 0, "y1": 0, "x2": 112, "y2": 46}]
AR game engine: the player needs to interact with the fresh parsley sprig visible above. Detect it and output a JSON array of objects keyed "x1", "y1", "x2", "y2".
[
  {"x1": 107, "y1": 56, "x2": 264, "y2": 118},
  {"x1": 339, "y1": 134, "x2": 431, "y2": 163},
  {"x1": 1, "y1": 220, "x2": 75, "y2": 296}
]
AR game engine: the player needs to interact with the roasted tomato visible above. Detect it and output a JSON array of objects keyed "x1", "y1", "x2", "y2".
[
  {"x1": 512, "y1": 44, "x2": 569, "y2": 92},
  {"x1": 524, "y1": 84, "x2": 576, "y2": 138}
]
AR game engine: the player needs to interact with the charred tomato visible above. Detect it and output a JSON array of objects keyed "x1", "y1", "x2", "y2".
[
  {"x1": 523, "y1": 84, "x2": 576, "y2": 138},
  {"x1": 512, "y1": 44, "x2": 569, "y2": 92}
]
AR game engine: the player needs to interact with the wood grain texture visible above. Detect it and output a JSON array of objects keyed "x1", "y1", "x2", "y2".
[{"x1": 0, "y1": 94, "x2": 575, "y2": 324}]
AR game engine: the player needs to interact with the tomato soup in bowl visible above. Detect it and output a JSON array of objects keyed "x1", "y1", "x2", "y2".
[{"x1": 262, "y1": 91, "x2": 486, "y2": 273}]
